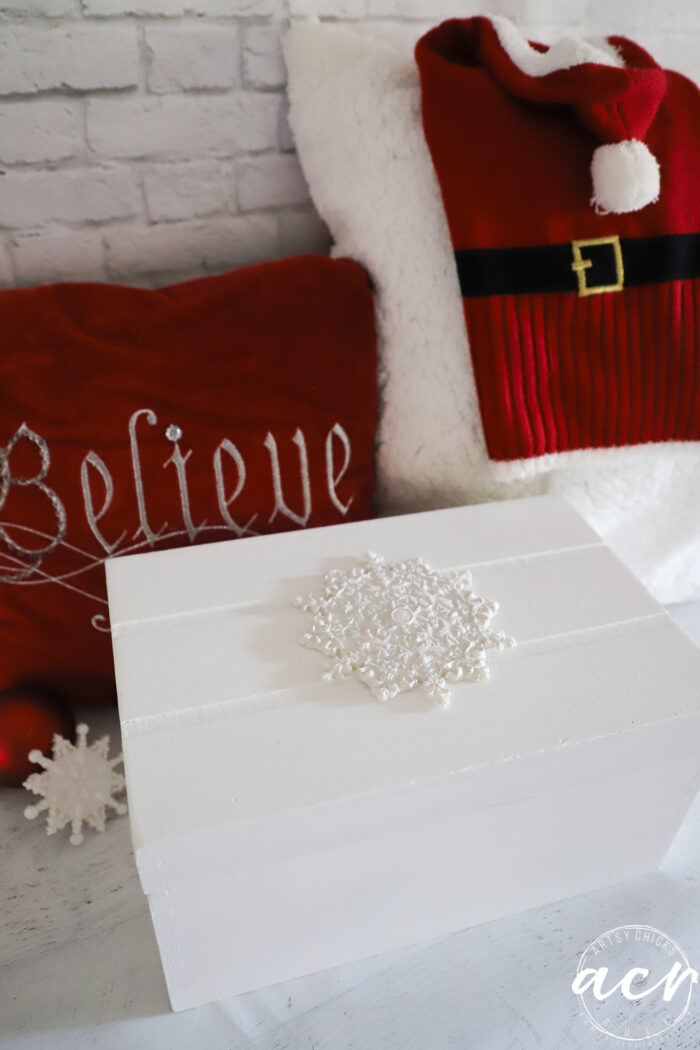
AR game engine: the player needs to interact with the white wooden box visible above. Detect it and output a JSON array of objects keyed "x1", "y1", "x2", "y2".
[{"x1": 106, "y1": 496, "x2": 700, "y2": 1012}]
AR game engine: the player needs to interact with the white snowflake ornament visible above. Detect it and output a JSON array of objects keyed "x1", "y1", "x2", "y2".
[
  {"x1": 295, "y1": 552, "x2": 514, "y2": 708},
  {"x1": 23, "y1": 723, "x2": 127, "y2": 845}
]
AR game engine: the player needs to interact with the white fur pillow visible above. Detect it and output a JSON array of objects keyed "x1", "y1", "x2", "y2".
[{"x1": 284, "y1": 19, "x2": 700, "y2": 604}]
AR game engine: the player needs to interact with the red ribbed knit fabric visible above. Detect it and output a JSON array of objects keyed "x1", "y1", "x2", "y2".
[{"x1": 416, "y1": 18, "x2": 700, "y2": 462}]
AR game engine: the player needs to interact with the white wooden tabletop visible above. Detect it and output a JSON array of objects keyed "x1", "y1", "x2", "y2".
[{"x1": 3, "y1": 601, "x2": 700, "y2": 1050}]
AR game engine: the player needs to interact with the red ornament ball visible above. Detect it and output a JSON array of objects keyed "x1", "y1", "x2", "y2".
[{"x1": 0, "y1": 686, "x2": 75, "y2": 787}]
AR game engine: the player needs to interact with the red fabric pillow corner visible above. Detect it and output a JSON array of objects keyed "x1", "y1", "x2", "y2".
[{"x1": 0, "y1": 254, "x2": 378, "y2": 707}]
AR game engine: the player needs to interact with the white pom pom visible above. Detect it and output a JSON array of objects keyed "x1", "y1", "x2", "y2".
[{"x1": 590, "y1": 139, "x2": 660, "y2": 214}]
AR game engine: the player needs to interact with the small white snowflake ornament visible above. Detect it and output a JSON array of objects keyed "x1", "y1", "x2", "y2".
[
  {"x1": 23, "y1": 723, "x2": 127, "y2": 845},
  {"x1": 295, "y1": 551, "x2": 514, "y2": 707}
]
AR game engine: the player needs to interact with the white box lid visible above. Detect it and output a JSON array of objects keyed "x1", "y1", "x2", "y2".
[{"x1": 106, "y1": 496, "x2": 700, "y2": 894}]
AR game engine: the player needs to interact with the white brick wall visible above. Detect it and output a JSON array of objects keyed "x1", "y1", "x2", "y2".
[
  {"x1": 0, "y1": 0, "x2": 698, "y2": 289},
  {"x1": 145, "y1": 25, "x2": 240, "y2": 92},
  {"x1": 0, "y1": 26, "x2": 140, "y2": 93}
]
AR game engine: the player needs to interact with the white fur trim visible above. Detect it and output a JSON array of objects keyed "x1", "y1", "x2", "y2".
[
  {"x1": 284, "y1": 19, "x2": 700, "y2": 604},
  {"x1": 284, "y1": 20, "x2": 491, "y2": 515},
  {"x1": 591, "y1": 139, "x2": 660, "y2": 213},
  {"x1": 491, "y1": 16, "x2": 623, "y2": 76},
  {"x1": 488, "y1": 439, "x2": 700, "y2": 482}
]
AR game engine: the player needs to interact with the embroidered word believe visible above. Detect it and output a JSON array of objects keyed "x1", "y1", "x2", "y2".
[{"x1": 0, "y1": 409, "x2": 355, "y2": 631}]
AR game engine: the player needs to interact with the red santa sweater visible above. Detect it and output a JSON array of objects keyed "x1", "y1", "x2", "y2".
[{"x1": 416, "y1": 17, "x2": 700, "y2": 463}]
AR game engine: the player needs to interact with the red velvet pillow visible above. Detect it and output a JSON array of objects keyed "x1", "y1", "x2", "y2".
[{"x1": 0, "y1": 255, "x2": 377, "y2": 707}]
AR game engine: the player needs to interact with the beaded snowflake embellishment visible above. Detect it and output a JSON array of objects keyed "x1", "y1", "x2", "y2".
[
  {"x1": 295, "y1": 552, "x2": 514, "y2": 707},
  {"x1": 23, "y1": 723, "x2": 127, "y2": 845}
]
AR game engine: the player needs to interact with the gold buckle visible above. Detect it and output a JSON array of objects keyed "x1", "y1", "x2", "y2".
[{"x1": 571, "y1": 235, "x2": 624, "y2": 297}]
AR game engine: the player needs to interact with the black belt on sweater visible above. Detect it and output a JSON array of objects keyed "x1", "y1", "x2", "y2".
[{"x1": 455, "y1": 233, "x2": 700, "y2": 298}]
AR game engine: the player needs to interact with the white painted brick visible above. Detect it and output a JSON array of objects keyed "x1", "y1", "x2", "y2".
[
  {"x1": 584, "y1": 0, "x2": 654, "y2": 33},
  {"x1": 189, "y1": 0, "x2": 281, "y2": 14},
  {"x1": 0, "y1": 242, "x2": 14, "y2": 288},
  {"x1": 0, "y1": 0, "x2": 77, "y2": 15},
  {"x1": 127, "y1": 271, "x2": 205, "y2": 289},
  {"x1": 365, "y1": 0, "x2": 462, "y2": 16},
  {"x1": 658, "y1": 33, "x2": 700, "y2": 83},
  {"x1": 289, "y1": 0, "x2": 365, "y2": 14},
  {"x1": 0, "y1": 169, "x2": 141, "y2": 229},
  {"x1": 355, "y1": 18, "x2": 431, "y2": 46},
  {"x1": 361, "y1": 0, "x2": 580, "y2": 23},
  {"x1": 229, "y1": 93, "x2": 283, "y2": 152},
  {"x1": 242, "y1": 25, "x2": 286, "y2": 89},
  {"x1": 363, "y1": 0, "x2": 578, "y2": 21},
  {"x1": 87, "y1": 94, "x2": 279, "y2": 159},
  {"x1": 143, "y1": 161, "x2": 235, "y2": 221},
  {"x1": 146, "y1": 25, "x2": 239, "y2": 93},
  {"x1": 12, "y1": 230, "x2": 106, "y2": 285},
  {"x1": 653, "y1": 2, "x2": 700, "y2": 31},
  {"x1": 0, "y1": 102, "x2": 81, "y2": 164},
  {"x1": 88, "y1": 0, "x2": 279, "y2": 13},
  {"x1": 520, "y1": 0, "x2": 587, "y2": 25},
  {"x1": 105, "y1": 214, "x2": 278, "y2": 278},
  {"x1": 279, "y1": 208, "x2": 331, "y2": 257},
  {"x1": 278, "y1": 99, "x2": 295, "y2": 151},
  {"x1": 0, "y1": 26, "x2": 139, "y2": 95},
  {"x1": 85, "y1": 0, "x2": 184, "y2": 14},
  {"x1": 238, "y1": 153, "x2": 309, "y2": 211},
  {"x1": 1, "y1": 0, "x2": 697, "y2": 295}
]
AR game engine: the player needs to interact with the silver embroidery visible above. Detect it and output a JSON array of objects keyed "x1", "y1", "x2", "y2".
[
  {"x1": 129, "y1": 409, "x2": 167, "y2": 545},
  {"x1": 0, "y1": 415, "x2": 358, "y2": 633},
  {"x1": 0, "y1": 424, "x2": 67, "y2": 583},
  {"x1": 81, "y1": 450, "x2": 126, "y2": 555},
  {"x1": 162, "y1": 428, "x2": 207, "y2": 542},
  {"x1": 325, "y1": 423, "x2": 353, "y2": 516},
  {"x1": 265, "y1": 428, "x2": 311, "y2": 527},
  {"x1": 295, "y1": 552, "x2": 514, "y2": 708},
  {"x1": 213, "y1": 438, "x2": 258, "y2": 537}
]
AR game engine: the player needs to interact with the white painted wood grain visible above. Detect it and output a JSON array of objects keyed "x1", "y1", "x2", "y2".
[
  {"x1": 105, "y1": 496, "x2": 700, "y2": 1011},
  {"x1": 106, "y1": 496, "x2": 599, "y2": 630},
  {"x1": 1, "y1": 603, "x2": 699, "y2": 1048}
]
